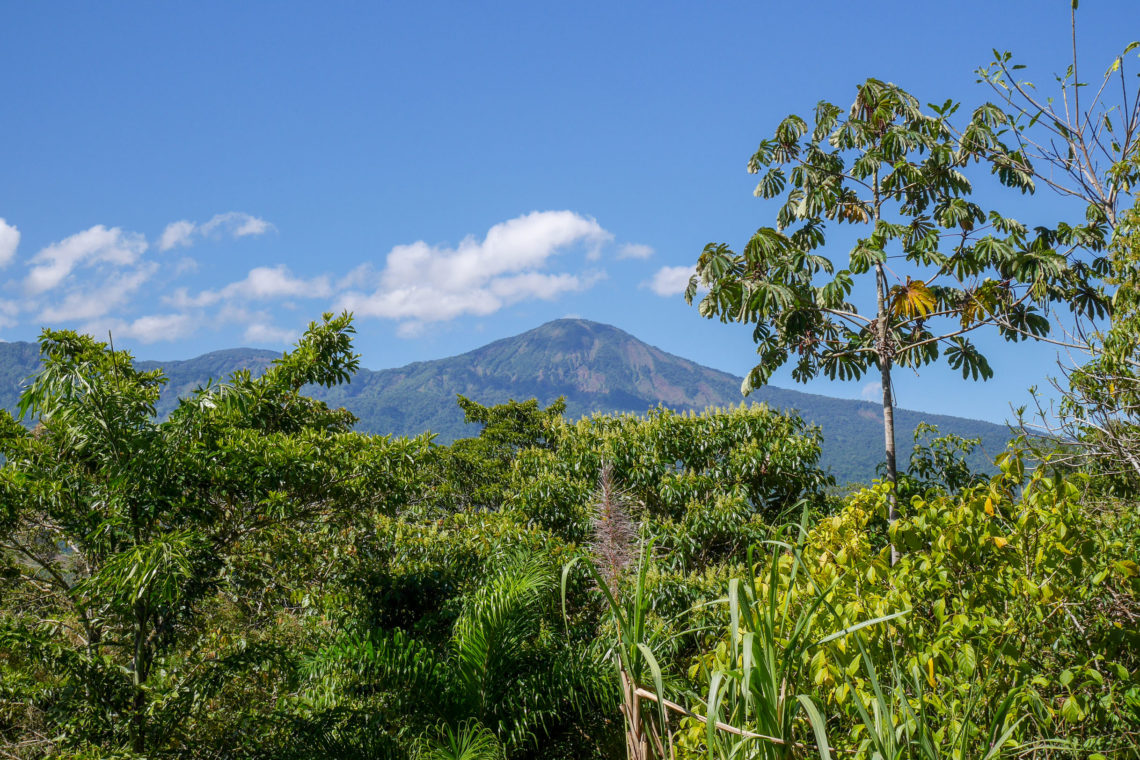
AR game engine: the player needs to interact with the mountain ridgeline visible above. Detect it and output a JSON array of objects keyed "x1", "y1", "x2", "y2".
[{"x1": 0, "y1": 319, "x2": 1009, "y2": 484}]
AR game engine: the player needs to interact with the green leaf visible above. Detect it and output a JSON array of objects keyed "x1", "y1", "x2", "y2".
[
  {"x1": 1060, "y1": 695, "x2": 1084, "y2": 723},
  {"x1": 956, "y1": 642, "x2": 977, "y2": 676}
]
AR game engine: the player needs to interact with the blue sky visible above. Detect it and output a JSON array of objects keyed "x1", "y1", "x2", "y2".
[{"x1": 0, "y1": 1, "x2": 1135, "y2": 424}]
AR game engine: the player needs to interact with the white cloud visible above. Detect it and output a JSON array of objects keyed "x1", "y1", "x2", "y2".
[
  {"x1": 39, "y1": 263, "x2": 157, "y2": 323},
  {"x1": 0, "y1": 218, "x2": 20, "y2": 268},
  {"x1": 0, "y1": 299, "x2": 17, "y2": 329},
  {"x1": 85, "y1": 313, "x2": 197, "y2": 344},
  {"x1": 394, "y1": 322, "x2": 423, "y2": 339},
  {"x1": 201, "y1": 211, "x2": 273, "y2": 238},
  {"x1": 617, "y1": 242, "x2": 654, "y2": 260},
  {"x1": 861, "y1": 381, "x2": 881, "y2": 401},
  {"x1": 174, "y1": 257, "x2": 198, "y2": 275},
  {"x1": 9, "y1": 209, "x2": 633, "y2": 346},
  {"x1": 237, "y1": 265, "x2": 330, "y2": 300},
  {"x1": 158, "y1": 220, "x2": 196, "y2": 251},
  {"x1": 25, "y1": 225, "x2": 148, "y2": 294},
  {"x1": 10, "y1": 215, "x2": 281, "y2": 345},
  {"x1": 158, "y1": 212, "x2": 273, "y2": 252},
  {"x1": 643, "y1": 265, "x2": 695, "y2": 297},
  {"x1": 162, "y1": 288, "x2": 204, "y2": 310},
  {"x1": 336, "y1": 210, "x2": 611, "y2": 335},
  {"x1": 168, "y1": 265, "x2": 332, "y2": 308},
  {"x1": 210, "y1": 304, "x2": 300, "y2": 345},
  {"x1": 336, "y1": 262, "x2": 380, "y2": 291},
  {"x1": 243, "y1": 322, "x2": 298, "y2": 344},
  {"x1": 489, "y1": 272, "x2": 593, "y2": 300}
]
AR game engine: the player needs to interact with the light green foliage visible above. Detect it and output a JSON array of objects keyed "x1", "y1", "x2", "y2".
[
  {"x1": 977, "y1": 25, "x2": 1138, "y2": 239},
  {"x1": 889, "y1": 423, "x2": 989, "y2": 503},
  {"x1": 512, "y1": 403, "x2": 832, "y2": 568},
  {"x1": 677, "y1": 533, "x2": 898, "y2": 760},
  {"x1": 1038, "y1": 198, "x2": 1140, "y2": 490},
  {"x1": 5, "y1": 15, "x2": 1139, "y2": 759},
  {"x1": 415, "y1": 720, "x2": 506, "y2": 760},
  {"x1": 1, "y1": 313, "x2": 1136, "y2": 759},
  {"x1": 841, "y1": 640, "x2": 1023, "y2": 760},
  {"x1": 563, "y1": 540, "x2": 672, "y2": 759},
  {"x1": 978, "y1": 19, "x2": 1140, "y2": 494},
  {"x1": 684, "y1": 452, "x2": 1139, "y2": 758}
]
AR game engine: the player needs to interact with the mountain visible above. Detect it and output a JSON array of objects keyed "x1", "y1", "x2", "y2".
[{"x1": 0, "y1": 319, "x2": 1011, "y2": 484}]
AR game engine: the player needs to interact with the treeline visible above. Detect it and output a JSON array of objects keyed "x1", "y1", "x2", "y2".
[{"x1": 0, "y1": 312, "x2": 1136, "y2": 759}]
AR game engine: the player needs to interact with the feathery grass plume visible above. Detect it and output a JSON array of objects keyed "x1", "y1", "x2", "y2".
[{"x1": 590, "y1": 462, "x2": 637, "y2": 596}]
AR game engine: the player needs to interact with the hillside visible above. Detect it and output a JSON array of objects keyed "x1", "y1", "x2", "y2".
[{"x1": 0, "y1": 319, "x2": 1011, "y2": 483}]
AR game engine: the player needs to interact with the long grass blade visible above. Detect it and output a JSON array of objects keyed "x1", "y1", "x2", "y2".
[{"x1": 797, "y1": 694, "x2": 833, "y2": 760}]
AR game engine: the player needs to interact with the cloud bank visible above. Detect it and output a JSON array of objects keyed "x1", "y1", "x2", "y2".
[
  {"x1": 5, "y1": 212, "x2": 278, "y2": 344},
  {"x1": 25, "y1": 225, "x2": 148, "y2": 295},
  {"x1": 336, "y1": 210, "x2": 611, "y2": 334},
  {"x1": 2, "y1": 210, "x2": 649, "y2": 346}
]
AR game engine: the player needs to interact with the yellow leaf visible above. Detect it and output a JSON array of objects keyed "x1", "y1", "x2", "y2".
[
  {"x1": 926, "y1": 657, "x2": 936, "y2": 687},
  {"x1": 960, "y1": 281, "x2": 1002, "y2": 328},
  {"x1": 993, "y1": 536, "x2": 1009, "y2": 549},
  {"x1": 960, "y1": 294, "x2": 987, "y2": 327},
  {"x1": 984, "y1": 497, "x2": 995, "y2": 516},
  {"x1": 890, "y1": 278, "x2": 937, "y2": 319}
]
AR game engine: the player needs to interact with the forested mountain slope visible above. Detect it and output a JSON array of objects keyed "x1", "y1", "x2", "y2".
[{"x1": 0, "y1": 319, "x2": 1010, "y2": 483}]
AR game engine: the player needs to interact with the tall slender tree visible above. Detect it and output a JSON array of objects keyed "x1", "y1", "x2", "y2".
[{"x1": 687, "y1": 79, "x2": 1107, "y2": 552}]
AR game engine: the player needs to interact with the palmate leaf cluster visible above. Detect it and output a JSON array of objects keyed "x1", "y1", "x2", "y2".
[
  {"x1": 687, "y1": 78, "x2": 1110, "y2": 393},
  {"x1": 975, "y1": 24, "x2": 1140, "y2": 494},
  {"x1": 1025, "y1": 197, "x2": 1140, "y2": 490}
]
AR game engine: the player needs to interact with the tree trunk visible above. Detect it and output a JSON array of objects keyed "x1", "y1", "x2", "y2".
[
  {"x1": 874, "y1": 262, "x2": 900, "y2": 565},
  {"x1": 880, "y1": 358, "x2": 899, "y2": 565}
]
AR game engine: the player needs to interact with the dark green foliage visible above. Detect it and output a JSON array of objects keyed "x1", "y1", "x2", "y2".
[
  {"x1": 3, "y1": 17, "x2": 1136, "y2": 757},
  {"x1": 430, "y1": 396, "x2": 567, "y2": 511},
  {"x1": 0, "y1": 313, "x2": 432, "y2": 757},
  {"x1": 1, "y1": 313, "x2": 1136, "y2": 759}
]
